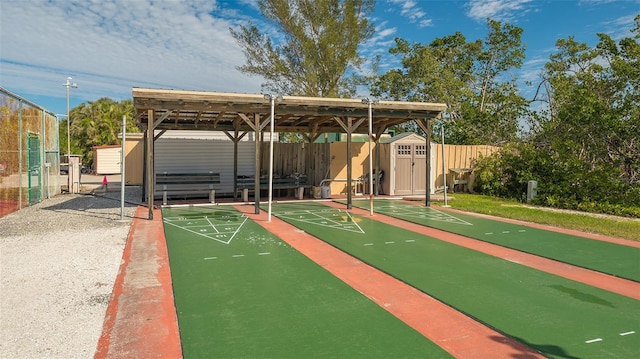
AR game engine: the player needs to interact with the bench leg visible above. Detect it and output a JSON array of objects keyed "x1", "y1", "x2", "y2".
[
  {"x1": 209, "y1": 189, "x2": 216, "y2": 204},
  {"x1": 163, "y1": 191, "x2": 168, "y2": 206},
  {"x1": 297, "y1": 187, "x2": 304, "y2": 200},
  {"x1": 242, "y1": 188, "x2": 249, "y2": 202}
]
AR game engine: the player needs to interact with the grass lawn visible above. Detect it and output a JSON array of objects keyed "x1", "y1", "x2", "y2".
[{"x1": 431, "y1": 194, "x2": 640, "y2": 241}]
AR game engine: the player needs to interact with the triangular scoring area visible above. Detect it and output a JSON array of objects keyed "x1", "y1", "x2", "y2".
[
  {"x1": 275, "y1": 209, "x2": 365, "y2": 234},
  {"x1": 376, "y1": 204, "x2": 473, "y2": 226},
  {"x1": 163, "y1": 210, "x2": 249, "y2": 244}
]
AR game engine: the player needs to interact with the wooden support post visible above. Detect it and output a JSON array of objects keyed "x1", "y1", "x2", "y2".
[{"x1": 414, "y1": 118, "x2": 432, "y2": 207}]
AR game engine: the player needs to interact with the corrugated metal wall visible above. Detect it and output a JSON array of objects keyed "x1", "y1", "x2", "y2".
[{"x1": 155, "y1": 138, "x2": 255, "y2": 195}]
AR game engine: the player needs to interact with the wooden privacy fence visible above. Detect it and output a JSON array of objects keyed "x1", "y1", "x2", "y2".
[
  {"x1": 259, "y1": 142, "x2": 499, "y2": 194},
  {"x1": 432, "y1": 144, "x2": 499, "y2": 192},
  {"x1": 259, "y1": 143, "x2": 330, "y2": 186}
]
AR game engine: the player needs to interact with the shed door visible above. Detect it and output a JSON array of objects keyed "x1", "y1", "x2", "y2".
[
  {"x1": 394, "y1": 143, "x2": 427, "y2": 195},
  {"x1": 412, "y1": 144, "x2": 427, "y2": 195}
]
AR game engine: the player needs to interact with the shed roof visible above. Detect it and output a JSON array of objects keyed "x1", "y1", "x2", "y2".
[
  {"x1": 133, "y1": 88, "x2": 446, "y2": 135},
  {"x1": 381, "y1": 132, "x2": 427, "y2": 144}
]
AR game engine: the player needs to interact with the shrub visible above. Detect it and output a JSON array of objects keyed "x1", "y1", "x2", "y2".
[{"x1": 473, "y1": 141, "x2": 640, "y2": 218}]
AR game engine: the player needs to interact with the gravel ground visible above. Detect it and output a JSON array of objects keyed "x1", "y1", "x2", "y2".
[{"x1": 0, "y1": 187, "x2": 141, "y2": 359}]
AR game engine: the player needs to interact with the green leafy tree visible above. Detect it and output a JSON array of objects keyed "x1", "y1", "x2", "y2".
[
  {"x1": 475, "y1": 15, "x2": 640, "y2": 215},
  {"x1": 536, "y1": 14, "x2": 639, "y2": 186},
  {"x1": 371, "y1": 19, "x2": 527, "y2": 145},
  {"x1": 60, "y1": 98, "x2": 138, "y2": 168},
  {"x1": 230, "y1": 0, "x2": 375, "y2": 98}
]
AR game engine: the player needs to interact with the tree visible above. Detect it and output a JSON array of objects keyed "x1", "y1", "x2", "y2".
[
  {"x1": 474, "y1": 15, "x2": 640, "y2": 214},
  {"x1": 230, "y1": 0, "x2": 375, "y2": 97},
  {"x1": 371, "y1": 19, "x2": 528, "y2": 145},
  {"x1": 535, "y1": 14, "x2": 640, "y2": 186},
  {"x1": 60, "y1": 98, "x2": 138, "y2": 168}
]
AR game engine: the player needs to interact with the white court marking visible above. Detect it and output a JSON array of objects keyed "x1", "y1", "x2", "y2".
[
  {"x1": 274, "y1": 208, "x2": 365, "y2": 234},
  {"x1": 203, "y1": 252, "x2": 273, "y2": 260},
  {"x1": 163, "y1": 212, "x2": 249, "y2": 244},
  {"x1": 374, "y1": 204, "x2": 474, "y2": 226},
  {"x1": 363, "y1": 239, "x2": 417, "y2": 247},
  {"x1": 583, "y1": 330, "x2": 635, "y2": 345}
]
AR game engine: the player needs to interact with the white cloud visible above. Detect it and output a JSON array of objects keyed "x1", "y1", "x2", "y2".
[
  {"x1": 387, "y1": 0, "x2": 434, "y2": 28},
  {"x1": 520, "y1": 56, "x2": 547, "y2": 85},
  {"x1": 419, "y1": 19, "x2": 434, "y2": 28},
  {"x1": 600, "y1": 13, "x2": 638, "y2": 40},
  {"x1": 379, "y1": 28, "x2": 398, "y2": 38},
  {"x1": 0, "y1": 0, "x2": 264, "y2": 110},
  {"x1": 466, "y1": 0, "x2": 535, "y2": 22},
  {"x1": 577, "y1": 0, "x2": 620, "y2": 5},
  {"x1": 363, "y1": 20, "x2": 397, "y2": 50}
]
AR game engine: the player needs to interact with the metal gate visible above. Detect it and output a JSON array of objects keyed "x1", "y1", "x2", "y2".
[
  {"x1": 27, "y1": 132, "x2": 41, "y2": 205},
  {"x1": 394, "y1": 143, "x2": 427, "y2": 195}
]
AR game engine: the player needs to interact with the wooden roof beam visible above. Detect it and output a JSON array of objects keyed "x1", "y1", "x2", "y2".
[
  {"x1": 213, "y1": 111, "x2": 226, "y2": 128},
  {"x1": 237, "y1": 113, "x2": 258, "y2": 132},
  {"x1": 194, "y1": 110, "x2": 203, "y2": 128}
]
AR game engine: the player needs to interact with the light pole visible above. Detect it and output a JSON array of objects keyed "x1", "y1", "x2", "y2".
[
  {"x1": 362, "y1": 98, "x2": 379, "y2": 216},
  {"x1": 264, "y1": 94, "x2": 282, "y2": 222},
  {"x1": 63, "y1": 77, "x2": 78, "y2": 158}
]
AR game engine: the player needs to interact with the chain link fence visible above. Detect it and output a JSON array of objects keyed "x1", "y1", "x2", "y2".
[{"x1": 1, "y1": 87, "x2": 61, "y2": 217}]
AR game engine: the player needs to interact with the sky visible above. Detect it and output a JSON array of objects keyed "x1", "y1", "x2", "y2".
[{"x1": 1, "y1": 0, "x2": 638, "y2": 117}]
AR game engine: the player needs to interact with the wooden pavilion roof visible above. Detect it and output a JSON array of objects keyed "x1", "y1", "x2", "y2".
[{"x1": 133, "y1": 88, "x2": 447, "y2": 136}]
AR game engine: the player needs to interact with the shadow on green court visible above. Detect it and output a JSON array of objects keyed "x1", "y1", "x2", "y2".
[{"x1": 269, "y1": 201, "x2": 640, "y2": 359}]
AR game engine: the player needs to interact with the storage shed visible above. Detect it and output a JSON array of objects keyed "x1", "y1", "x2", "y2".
[
  {"x1": 93, "y1": 145, "x2": 122, "y2": 175},
  {"x1": 379, "y1": 132, "x2": 500, "y2": 195},
  {"x1": 379, "y1": 132, "x2": 430, "y2": 196}
]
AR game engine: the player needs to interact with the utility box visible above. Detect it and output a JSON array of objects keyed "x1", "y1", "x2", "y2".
[
  {"x1": 68, "y1": 155, "x2": 82, "y2": 193},
  {"x1": 93, "y1": 145, "x2": 122, "y2": 175},
  {"x1": 527, "y1": 180, "x2": 538, "y2": 203}
]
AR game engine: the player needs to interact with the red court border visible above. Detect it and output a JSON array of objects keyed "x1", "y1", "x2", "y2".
[
  {"x1": 94, "y1": 207, "x2": 182, "y2": 359},
  {"x1": 324, "y1": 201, "x2": 640, "y2": 300},
  {"x1": 431, "y1": 203, "x2": 640, "y2": 248}
]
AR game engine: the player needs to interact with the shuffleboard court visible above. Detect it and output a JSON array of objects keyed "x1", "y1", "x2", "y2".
[
  {"x1": 341, "y1": 199, "x2": 640, "y2": 282},
  {"x1": 270, "y1": 202, "x2": 640, "y2": 359},
  {"x1": 161, "y1": 206, "x2": 451, "y2": 358}
]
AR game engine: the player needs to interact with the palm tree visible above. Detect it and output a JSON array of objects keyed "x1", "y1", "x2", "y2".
[{"x1": 68, "y1": 98, "x2": 138, "y2": 168}]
